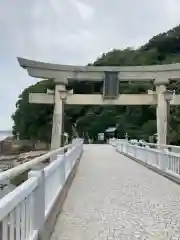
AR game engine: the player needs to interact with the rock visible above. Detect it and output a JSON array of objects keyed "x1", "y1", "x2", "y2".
[{"x1": 0, "y1": 150, "x2": 47, "y2": 170}]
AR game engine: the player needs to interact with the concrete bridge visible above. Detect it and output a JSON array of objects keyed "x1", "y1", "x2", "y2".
[{"x1": 1, "y1": 139, "x2": 180, "y2": 239}]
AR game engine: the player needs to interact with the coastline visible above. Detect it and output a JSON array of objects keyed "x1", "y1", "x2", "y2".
[{"x1": 0, "y1": 130, "x2": 12, "y2": 141}]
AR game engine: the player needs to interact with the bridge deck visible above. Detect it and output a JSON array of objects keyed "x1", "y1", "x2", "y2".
[{"x1": 50, "y1": 145, "x2": 180, "y2": 240}]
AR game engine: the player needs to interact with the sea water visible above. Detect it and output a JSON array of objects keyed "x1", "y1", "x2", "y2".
[{"x1": 0, "y1": 130, "x2": 12, "y2": 141}]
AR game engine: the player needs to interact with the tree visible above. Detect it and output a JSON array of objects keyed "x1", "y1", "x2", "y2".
[{"x1": 12, "y1": 80, "x2": 54, "y2": 142}]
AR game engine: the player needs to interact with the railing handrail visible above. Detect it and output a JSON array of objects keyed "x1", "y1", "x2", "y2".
[
  {"x1": 0, "y1": 177, "x2": 38, "y2": 221},
  {"x1": 44, "y1": 155, "x2": 64, "y2": 179},
  {"x1": 0, "y1": 140, "x2": 79, "y2": 183},
  {"x1": 116, "y1": 141, "x2": 180, "y2": 184},
  {"x1": 110, "y1": 138, "x2": 180, "y2": 150},
  {"x1": 0, "y1": 139, "x2": 83, "y2": 240},
  {"x1": 114, "y1": 141, "x2": 180, "y2": 158},
  {"x1": 137, "y1": 141, "x2": 180, "y2": 149}
]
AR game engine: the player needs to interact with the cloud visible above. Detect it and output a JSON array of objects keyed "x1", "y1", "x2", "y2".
[
  {"x1": 74, "y1": 0, "x2": 94, "y2": 21},
  {"x1": 0, "y1": 0, "x2": 180, "y2": 130}
]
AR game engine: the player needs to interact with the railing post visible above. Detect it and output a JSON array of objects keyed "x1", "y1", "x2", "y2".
[
  {"x1": 57, "y1": 154, "x2": 66, "y2": 186},
  {"x1": 145, "y1": 149, "x2": 148, "y2": 164},
  {"x1": 50, "y1": 153, "x2": 57, "y2": 162},
  {"x1": 28, "y1": 166, "x2": 45, "y2": 239},
  {"x1": 159, "y1": 152, "x2": 168, "y2": 172},
  {"x1": 134, "y1": 146, "x2": 137, "y2": 158},
  {"x1": 64, "y1": 153, "x2": 70, "y2": 180}
]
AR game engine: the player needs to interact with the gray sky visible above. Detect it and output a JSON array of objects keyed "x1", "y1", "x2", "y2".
[{"x1": 1, "y1": 0, "x2": 180, "y2": 130}]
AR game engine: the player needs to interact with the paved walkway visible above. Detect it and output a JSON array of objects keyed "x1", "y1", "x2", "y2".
[{"x1": 51, "y1": 145, "x2": 180, "y2": 240}]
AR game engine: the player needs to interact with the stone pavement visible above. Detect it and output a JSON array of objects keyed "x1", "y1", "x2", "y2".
[{"x1": 50, "y1": 144, "x2": 180, "y2": 240}]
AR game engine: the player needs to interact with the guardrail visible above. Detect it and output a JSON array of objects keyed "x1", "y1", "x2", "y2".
[
  {"x1": 114, "y1": 141, "x2": 180, "y2": 182},
  {"x1": 143, "y1": 142, "x2": 180, "y2": 155},
  {"x1": 0, "y1": 139, "x2": 83, "y2": 240},
  {"x1": 109, "y1": 138, "x2": 180, "y2": 154}
]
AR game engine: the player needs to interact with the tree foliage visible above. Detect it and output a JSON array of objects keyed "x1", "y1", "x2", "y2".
[{"x1": 12, "y1": 24, "x2": 180, "y2": 144}]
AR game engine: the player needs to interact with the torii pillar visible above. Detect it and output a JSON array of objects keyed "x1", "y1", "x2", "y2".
[
  {"x1": 156, "y1": 84, "x2": 168, "y2": 145},
  {"x1": 155, "y1": 76, "x2": 174, "y2": 145},
  {"x1": 51, "y1": 84, "x2": 67, "y2": 149}
]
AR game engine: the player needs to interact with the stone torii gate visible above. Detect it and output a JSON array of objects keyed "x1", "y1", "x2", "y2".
[{"x1": 18, "y1": 58, "x2": 180, "y2": 149}]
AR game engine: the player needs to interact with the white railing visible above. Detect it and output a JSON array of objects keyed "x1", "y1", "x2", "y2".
[
  {"x1": 109, "y1": 139, "x2": 128, "y2": 147},
  {"x1": 115, "y1": 142, "x2": 180, "y2": 179},
  {"x1": 109, "y1": 138, "x2": 180, "y2": 154},
  {"x1": 0, "y1": 139, "x2": 83, "y2": 240},
  {"x1": 142, "y1": 142, "x2": 180, "y2": 155}
]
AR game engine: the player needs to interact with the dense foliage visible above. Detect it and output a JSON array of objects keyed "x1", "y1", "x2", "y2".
[{"x1": 12, "y1": 25, "x2": 180, "y2": 144}]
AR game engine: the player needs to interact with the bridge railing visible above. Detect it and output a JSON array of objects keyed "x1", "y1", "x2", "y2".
[
  {"x1": 109, "y1": 138, "x2": 180, "y2": 154},
  {"x1": 115, "y1": 141, "x2": 180, "y2": 181},
  {"x1": 0, "y1": 139, "x2": 83, "y2": 240}
]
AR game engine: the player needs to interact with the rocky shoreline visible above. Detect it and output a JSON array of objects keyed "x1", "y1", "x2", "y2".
[{"x1": 0, "y1": 150, "x2": 47, "y2": 171}]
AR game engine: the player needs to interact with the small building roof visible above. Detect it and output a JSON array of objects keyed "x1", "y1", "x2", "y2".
[{"x1": 105, "y1": 127, "x2": 116, "y2": 133}]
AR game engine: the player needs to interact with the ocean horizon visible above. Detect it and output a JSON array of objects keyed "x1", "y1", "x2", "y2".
[{"x1": 0, "y1": 130, "x2": 12, "y2": 141}]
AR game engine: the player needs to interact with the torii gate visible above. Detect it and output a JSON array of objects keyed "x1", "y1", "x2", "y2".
[{"x1": 17, "y1": 58, "x2": 180, "y2": 149}]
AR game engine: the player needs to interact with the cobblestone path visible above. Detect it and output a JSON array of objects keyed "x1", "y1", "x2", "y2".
[{"x1": 51, "y1": 144, "x2": 180, "y2": 240}]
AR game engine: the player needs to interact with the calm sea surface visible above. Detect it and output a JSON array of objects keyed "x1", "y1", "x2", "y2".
[{"x1": 0, "y1": 130, "x2": 12, "y2": 141}]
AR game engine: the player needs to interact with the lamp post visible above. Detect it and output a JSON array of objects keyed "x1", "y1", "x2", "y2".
[
  {"x1": 125, "y1": 132, "x2": 128, "y2": 141},
  {"x1": 163, "y1": 90, "x2": 174, "y2": 145},
  {"x1": 59, "y1": 89, "x2": 68, "y2": 147},
  {"x1": 17, "y1": 132, "x2": 20, "y2": 140}
]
